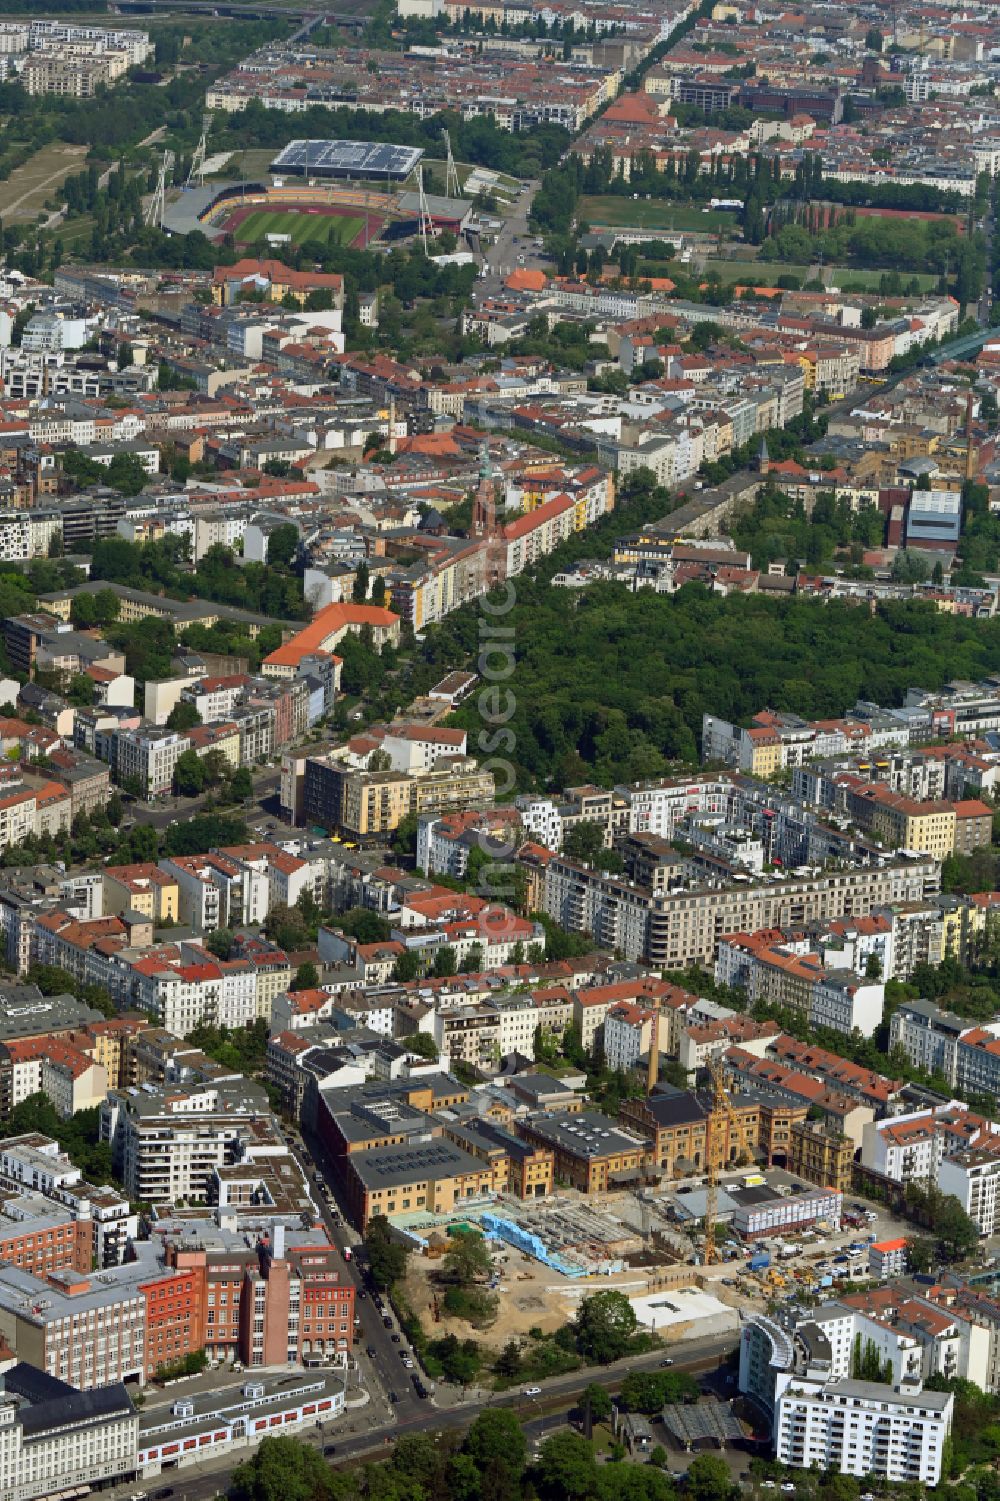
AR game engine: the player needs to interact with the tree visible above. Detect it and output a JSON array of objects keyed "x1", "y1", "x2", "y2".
[
  {"x1": 230, "y1": 766, "x2": 254, "y2": 802},
  {"x1": 685, "y1": 1453, "x2": 738, "y2": 1501},
  {"x1": 431, "y1": 1333, "x2": 482, "y2": 1385},
  {"x1": 406, "y1": 1031, "x2": 438, "y2": 1060},
  {"x1": 463, "y1": 1408, "x2": 527, "y2": 1501},
  {"x1": 936, "y1": 1195, "x2": 978, "y2": 1262},
  {"x1": 582, "y1": 1381, "x2": 612, "y2": 1424},
  {"x1": 66, "y1": 673, "x2": 94, "y2": 707},
  {"x1": 494, "y1": 1340, "x2": 522, "y2": 1379},
  {"x1": 266, "y1": 523, "x2": 299, "y2": 567},
  {"x1": 460, "y1": 942, "x2": 484, "y2": 973},
  {"x1": 166, "y1": 700, "x2": 202, "y2": 731},
  {"x1": 292, "y1": 961, "x2": 319, "y2": 991},
  {"x1": 574, "y1": 1290, "x2": 638, "y2": 1363},
  {"x1": 444, "y1": 1228, "x2": 492, "y2": 1284},
  {"x1": 365, "y1": 1213, "x2": 409, "y2": 1289},
  {"x1": 205, "y1": 928, "x2": 235, "y2": 960},
  {"x1": 536, "y1": 1432, "x2": 599, "y2": 1501},
  {"x1": 864, "y1": 952, "x2": 882, "y2": 980},
  {"x1": 334, "y1": 908, "x2": 392, "y2": 944},
  {"x1": 433, "y1": 944, "x2": 457, "y2": 977},
  {"x1": 231, "y1": 1435, "x2": 344, "y2": 1501},
  {"x1": 353, "y1": 559, "x2": 370, "y2": 602},
  {"x1": 393, "y1": 950, "x2": 423, "y2": 982},
  {"x1": 173, "y1": 748, "x2": 207, "y2": 797},
  {"x1": 907, "y1": 1237, "x2": 935, "y2": 1274},
  {"x1": 562, "y1": 820, "x2": 607, "y2": 863}
]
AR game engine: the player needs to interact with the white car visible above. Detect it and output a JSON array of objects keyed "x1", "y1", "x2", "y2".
[
  {"x1": 524, "y1": 1386, "x2": 542, "y2": 1396},
  {"x1": 781, "y1": 1486, "x2": 796, "y2": 1495}
]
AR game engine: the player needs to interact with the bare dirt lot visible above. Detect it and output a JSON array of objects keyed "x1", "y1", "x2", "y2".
[
  {"x1": 0, "y1": 142, "x2": 88, "y2": 223},
  {"x1": 401, "y1": 1244, "x2": 649, "y2": 1353}
]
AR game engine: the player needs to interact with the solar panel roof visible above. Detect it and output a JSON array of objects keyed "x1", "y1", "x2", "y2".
[{"x1": 270, "y1": 139, "x2": 423, "y2": 177}]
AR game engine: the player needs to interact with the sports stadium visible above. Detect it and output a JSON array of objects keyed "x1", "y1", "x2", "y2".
[{"x1": 161, "y1": 137, "x2": 473, "y2": 251}]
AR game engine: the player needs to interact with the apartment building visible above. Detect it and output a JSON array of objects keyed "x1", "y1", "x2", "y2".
[
  {"x1": 724, "y1": 934, "x2": 885, "y2": 1038},
  {"x1": 603, "y1": 1001, "x2": 655, "y2": 1073},
  {"x1": 774, "y1": 1375, "x2": 952, "y2": 1484},
  {"x1": 159, "y1": 1223, "x2": 356, "y2": 1368},
  {"x1": 0, "y1": 1035, "x2": 107, "y2": 1117},
  {"x1": 842, "y1": 783, "x2": 957, "y2": 859},
  {"x1": 858, "y1": 1103, "x2": 994, "y2": 1187},
  {"x1": 939, "y1": 1141, "x2": 1000, "y2": 1236},
  {"x1": 788, "y1": 1119, "x2": 854, "y2": 1194},
  {"x1": 870, "y1": 1239, "x2": 910, "y2": 1278},
  {"x1": 103, "y1": 862, "x2": 180, "y2": 925},
  {"x1": 532, "y1": 852, "x2": 939, "y2": 968},
  {"x1": 23, "y1": 52, "x2": 130, "y2": 97},
  {"x1": 303, "y1": 753, "x2": 495, "y2": 842},
  {"x1": 114, "y1": 727, "x2": 191, "y2": 797},
  {"x1": 100, "y1": 1078, "x2": 273, "y2": 1204},
  {"x1": 888, "y1": 997, "x2": 967, "y2": 1087}
]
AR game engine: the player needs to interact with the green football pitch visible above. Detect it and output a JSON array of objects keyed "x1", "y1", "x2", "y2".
[{"x1": 234, "y1": 208, "x2": 365, "y2": 247}]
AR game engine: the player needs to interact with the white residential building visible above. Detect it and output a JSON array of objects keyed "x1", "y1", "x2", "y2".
[
  {"x1": 603, "y1": 1001, "x2": 654, "y2": 1073},
  {"x1": 513, "y1": 794, "x2": 563, "y2": 850},
  {"x1": 939, "y1": 1143, "x2": 1000, "y2": 1236},
  {"x1": 810, "y1": 972, "x2": 885, "y2": 1038},
  {"x1": 100, "y1": 1077, "x2": 271, "y2": 1204},
  {"x1": 114, "y1": 727, "x2": 190, "y2": 798},
  {"x1": 773, "y1": 1375, "x2": 953, "y2": 1485}
]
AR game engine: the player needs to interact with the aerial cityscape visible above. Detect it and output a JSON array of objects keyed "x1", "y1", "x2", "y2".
[{"x1": 6, "y1": 2, "x2": 1000, "y2": 1500}]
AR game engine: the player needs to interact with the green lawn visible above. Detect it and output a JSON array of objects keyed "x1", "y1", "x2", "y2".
[
  {"x1": 234, "y1": 207, "x2": 364, "y2": 247},
  {"x1": 580, "y1": 195, "x2": 735, "y2": 232},
  {"x1": 702, "y1": 257, "x2": 938, "y2": 291}
]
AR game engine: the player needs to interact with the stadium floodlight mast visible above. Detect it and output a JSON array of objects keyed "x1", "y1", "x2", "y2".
[
  {"x1": 417, "y1": 164, "x2": 438, "y2": 256},
  {"x1": 443, "y1": 128, "x2": 460, "y2": 199},
  {"x1": 145, "y1": 150, "x2": 175, "y2": 228},
  {"x1": 186, "y1": 114, "x2": 213, "y2": 190}
]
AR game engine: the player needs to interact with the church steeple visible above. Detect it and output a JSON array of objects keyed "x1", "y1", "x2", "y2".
[{"x1": 472, "y1": 440, "x2": 497, "y2": 537}]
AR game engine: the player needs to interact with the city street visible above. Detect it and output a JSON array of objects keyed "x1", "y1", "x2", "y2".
[
  {"x1": 109, "y1": 1327, "x2": 738, "y2": 1501},
  {"x1": 125, "y1": 769, "x2": 282, "y2": 831},
  {"x1": 476, "y1": 180, "x2": 544, "y2": 299}
]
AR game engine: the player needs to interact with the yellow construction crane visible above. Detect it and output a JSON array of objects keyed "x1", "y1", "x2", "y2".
[{"x1": 703, "y1": 1052, "x2": 757, "y2": 1266}]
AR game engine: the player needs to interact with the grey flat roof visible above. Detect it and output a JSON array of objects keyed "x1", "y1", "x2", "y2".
[
  {"x1": 350, "y1": 1138, "x2": 485, "y2": 1190},
  {"x1": 791, "y1": 1376, "x2": 953, "y2": 1411},
  {"x1": 0, "y1": 987, "x2": 103, "y2": 1042},
  {"x1": 522, "y1": 1109, "x2": 644, "y2": 1159}
]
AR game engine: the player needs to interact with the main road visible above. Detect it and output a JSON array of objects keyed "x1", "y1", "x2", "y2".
[{"x1": 111, "y1": 1328, "x2": 738, "y2": 1501}]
